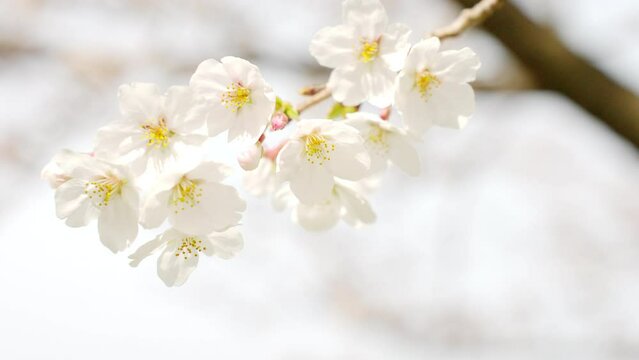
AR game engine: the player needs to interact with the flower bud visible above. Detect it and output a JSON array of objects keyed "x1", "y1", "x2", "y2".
[
  {"x1": 237, "y1": 142, "x2": 263, "y2": 171},
  {"x1": 270, "y1": 112, "x2": 289, "y2": 131}
]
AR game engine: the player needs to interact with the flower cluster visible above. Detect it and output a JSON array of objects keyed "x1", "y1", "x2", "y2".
[{"x1": 43, "y1": 0, "x2": 480, "y2": 286}]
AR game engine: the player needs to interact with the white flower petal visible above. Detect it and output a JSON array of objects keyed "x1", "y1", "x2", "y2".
[
  {"x1": 380, "y1": 23, "x2": 412, "y2": 71},
  {"x1": 170, "y1": 182, "x2": 245, "y2": 234},
  {"x1": 157, "y1": 243, "x2": 199, "y2": 287},
  {"x1": 221, "y1": 56, "x2": 259, "y2": 86},
  {"x1": 128, "y1": 234, "x2": 167, "y2": 267},
  {"x1": 327, "y1": 66, "x2": 368, "y2": 106},
  {"x1": 94, "y1": 121, "x2": 146, "y2": 162},
  {"x1": 204, "y1": 227, "x2": 244, "y2": 259},
  {"x1": 427, "y1": 82, "x2": 475, "y2": 129},
  {"x1": 289, "y1": 162, "x2": 335, "y2": 204},
  {"x1": 405, "y1": 37, "x2": 441, "y2": 72},
  {"x1": 362, "y1": 62, "x2": 397, "y2": 108},
  {"x1": 387, "y1": 133, "x2": 420, "y2": 176},
  {"x1": 117, "y1": 83, "x2": 163, "y2": 123},
  {"x1": 328, "y1": 142, "x2": 370, "y2": 180},
  {"x1": 342, "y1": 0, "x2": 388, "y2": 39},
  {"x1": 55, "y1": 179, "x2": 92, "y2": 225},
  {"x1": 271, "y1": 183, "x2": 296, "y2": 212},
  {"x1": 433, "y1": 47, "x2": 481, "y2": 83},
  {"x1": 140, "y1": 189, "x2": 171, "y2": 229},
  {"x1": 97, "y1": 193, "x2": 139, "y2": 253},
  {"x1": 164, "y1": 86, "x2": 206, "y2": 134},
  {"x1": 187, "y1": 161, "x2": 233, "y2": 183},
  {"x1": 309, "y1": 25, "x2": 358, "y2": 68},
  {"x1": 293, "y1": 198, "x2": 341, "y2": 231},
  {"x1": 335, "y1": 184, "x2": 376, "y2": 226},
  {"x1": 189, "y1": 59, "x2": 231, "y2": 98},
  {"x1": 227, "y1": 92, "x2": 273, "y2": 143},
  {"x1": 276, "y1": 140, "x2": 303, "y2": 181}
]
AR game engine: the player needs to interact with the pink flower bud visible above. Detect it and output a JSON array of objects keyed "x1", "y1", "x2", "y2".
[
  {"x1": 270, "y1": 112, "x2": 289, "y2": 131},
  {"x1": 237, "y1": 142, "x2": 263, "y2": 171}
]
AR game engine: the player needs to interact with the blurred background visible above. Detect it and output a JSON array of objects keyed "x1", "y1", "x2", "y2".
[{"x1": 1, "y1": 0, "x2": 639, "y2": 359}]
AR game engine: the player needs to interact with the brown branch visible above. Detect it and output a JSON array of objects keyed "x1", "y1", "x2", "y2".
[
  {"x1": 296, "y1": 87, "x2": 332, "y2": 114},
  {"x1": 432, "y1": 0, "x2": 505, "y2": 40},
  {"x1": 451, "y1": 0, "x2": 639, "y2": 148}
]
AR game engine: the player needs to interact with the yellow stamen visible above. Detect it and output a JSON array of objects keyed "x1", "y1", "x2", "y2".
[
  {"x1": 141, "y1": 116, "x2": 174, "y2": 148},
  {"x1": 174, "y1": 237, "x2": 206, "y2": 260},
  {"x1": 221, "y1": 83, "x2": 252, "y2": 112},
  {"x1": 170, "y1": 176, "x2": 202, "y2": 213},
  {"x1": 368, "y1": 126, "x2": 389, "y2": 154},
  {"x1": 415, "y1": 69, "x2": 441, "y2": 99},
  {"x1": 359, "y1": 38, "x2": 380, "y2": 63},
  {"x1": 84, "y1": 174, "x2": 125, "y2": 207},
  {"x1": 304, "y1": 133, "x2": 335, "y2": 165}
]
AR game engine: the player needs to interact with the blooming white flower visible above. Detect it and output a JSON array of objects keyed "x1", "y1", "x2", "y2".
[
  {"x1": 190, "y1": 56, "x2": 276, "y2": 142},
  {"x1": 53, "y1": 155, "x2": 139, "y2": 253},
  {"x1": 94, "y1": 83, "x2": 207, "y2": 175},
  {"x1": 277, "y1": 119, "x2": 370, "y2": 204},
  {"x1": 344, "y1": 112, "x2": 420, "y2": 176},
  {"x1": 41, "y1": 149, "x2": 95, "y2": 189},
  {"x1": 129, "y1": 227, "x2": 243, "y2": 287},
  {"x1": 395, "y1": 37, "x2": 480, "y2": 135},
  {"x1": 310, "y1": 0, "x2": 411, "y2": 107},
  {"x1": 283, "y1": 180, "x2": 375, "y2": 231},
  {"x1": 140, "y1": 160, "x2": 246, "y2": 235}
]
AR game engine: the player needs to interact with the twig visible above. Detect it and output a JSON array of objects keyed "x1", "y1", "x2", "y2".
[
  {"x1": 431, "y1": 0, "x2": 505, "y2": 40},
  {"x1": 296, "y1": 87, "x2": 332, "y2": 114}
]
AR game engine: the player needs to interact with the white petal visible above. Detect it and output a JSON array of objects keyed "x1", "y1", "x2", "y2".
[
  {"x1": 41, "y1": 149, "x2": 93, "y2": 189},
  {"x1": 405, "y1": 37, "x2": 441, "y2": 72},
  {"x1": 362, "y1": 62, "x2": 397, "y2": 108},
  {"x1": 117, "y1": 83, "x2": 163, "y2": 123},
  {"x1": 221, "y1": 56, "x2": 259, "y2": 86},
  {"x1": 140, "y1": 189, "x2": 171, "y2": 229},
  {"x1": 327, "y1": 66, "x2": 368, "y2": 106},
  {"x1": 128, "y1": 233, "x2": 167, "y2": 267},
  {"x1": 293, "y1": 198, "x2": 341, "y2": 231},
  {"x1": 433, "y1": 47, "x2": 481, "y2": 83},
  {"x1": 55, "y1": 179, "x2": 94, "y2": 226},
  {"x1": 387, "y1": 134, "x2": 420, "y2": 176},
  {"x1": 342, "y1": 0, "x2": 388, "y2": 39},
  {"x1": 170, "y1": 182, "x2": 246, "y2": 234},
  {"x1": 164, "y1": 86, "x2": 206, "y2": 134},
  {"x1": 427, "y1": 82, "x2": 475, "y2": 129},
  {"x1": 204, "y1": 227, "x2": 244, "y2": 259},
  {"x1": 94, "y1": 121, "x2": 146, "y2": 162},
  {"x1": 395, "y1": 73, "x2": 433, "y2": 136},
  {"x1": 335, "y1": 184, "x2": 376, "y2": 226},
  {"x1": 227, "y1": 89, "x2": 273, "y2": 143},
  {"x1": 289, "y1": 162, "x2": 334, "y2": 204},
  {"x1": 276, "y1": 140, "x2": 303, "y2": 182},
  {"x1": 380, "y1": 23, "x2": 412, "y2": 71},
  {"x1": 97, "y1": 190, "x2": 139, "y2": 253},
  {"x1": 202, "y1": 102, "x2": 235, "y2": 137},
  {"x1": 187, "y1": 161, "x2": 233, "y2": 183},
  {"x1": 271, "y1": 183, "x2": 296, "y2": 211},
  {"x1": 157, "y1": 242, "x2": 198, "y2": 287},
  {"x1": 328, "y1": 142, "x2": 371, "y2": 181},
  {"x1": 189, "y1": 59, "x2": 231, "y2": 98},
  {"x1": 309, "y1": 25, "x2": 358, "y2": 68}
]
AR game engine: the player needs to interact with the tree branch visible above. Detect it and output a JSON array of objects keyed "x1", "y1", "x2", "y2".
[
  {"x1": 296, "y1": 87, "x2": 332, "y2": 114},
  {"x1": 432, "y1": 0, "x2": 505, "y2": 40},
  {"x1": 450, "y1": 0, "x2": 639, "y2": 148}
]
